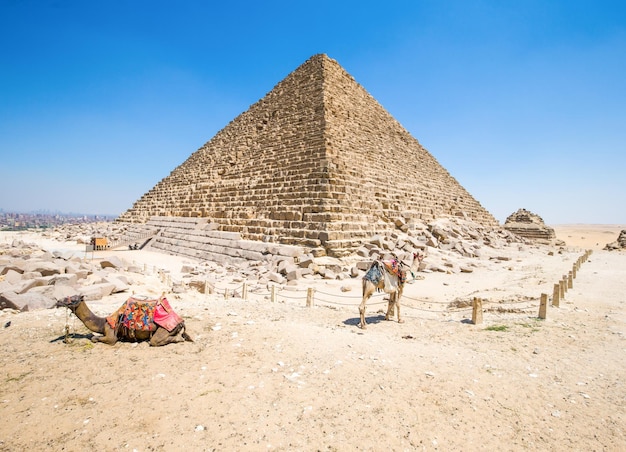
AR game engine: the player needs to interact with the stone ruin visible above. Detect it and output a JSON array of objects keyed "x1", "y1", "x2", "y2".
[
  {"x1": 604, "y1": 230, "x2": 626, "y2": 251},
  {"x1": 116, "y1": 54, "x2": 498, "y2": 259},
  {"x1": 503, "y1": 208, "x2": 556, "y2": 242}
]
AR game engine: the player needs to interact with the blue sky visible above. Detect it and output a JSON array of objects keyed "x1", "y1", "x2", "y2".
[{"x1": 1, "y1": 0, "x2": 624, "y2": 224}]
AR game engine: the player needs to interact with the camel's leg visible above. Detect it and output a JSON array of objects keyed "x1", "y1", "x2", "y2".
[
  {"x1": 385, "y1": 292, "x2": 396, "y2": 321},
  {"x1": 359, "y1": 280, "x2": 373, "y2": 329},
  {"x1": 90, "y1": 324, "x2": 118, "y2": 345},
  {"x1": 358, "y1": 296, "x2": 368, "y2": 329},
  {"x1": 149, "y1": 326, "x2": 187, "y2": 346},
  {"x1": 397, "y1": 287, "x2": 405, "y2": 324}
]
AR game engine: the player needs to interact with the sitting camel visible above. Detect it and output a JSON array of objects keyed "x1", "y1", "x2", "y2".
[
  {"x1": 358, "y1": 252, "x2": 423, "y2": 329},
  {"x1": 56, "y1": 294, "x2": 193, "y2": 346}
]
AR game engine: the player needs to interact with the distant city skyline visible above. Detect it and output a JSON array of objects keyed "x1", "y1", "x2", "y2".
[
  {"x1": 1, "y1": 1, "x2": 624, "y2": 224},
  {"x1": 0, "y1": 211, "x2": 114, "y2": 232},
  {"x1": 0, "y1": 208, "x2": 115, "y2": 217}
]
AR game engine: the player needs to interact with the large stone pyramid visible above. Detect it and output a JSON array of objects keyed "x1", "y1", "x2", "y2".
[{"x1": 118, "y1": 54, "x2": 498, "y2": 256}]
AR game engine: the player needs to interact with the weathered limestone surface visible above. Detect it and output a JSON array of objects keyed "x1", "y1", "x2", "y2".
[{"x1": 117, "y1": 54, "x2": 498, "y2": 256}]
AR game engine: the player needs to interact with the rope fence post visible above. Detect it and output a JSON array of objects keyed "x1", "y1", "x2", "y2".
[
  {"x1": 568, "y1": 271, "x2": 573, "y2": 289},
  {"x1": 552, "y1": 283, "x2": 560, "y2": 307},
  {"x1": 306, "y1": 287, "x2": 315, "y2": 307},
  {"x1": 223, "y1": 288, "x2": 229, "y2": 299},
  {"x1": 242, "y1": 283, "x2": 248, "y2": 301},
  {"x1": 271, "y1": 286, "x2": 276, "y2": 303},
  {"x1": 538, "y1": 293, "x2": 547, "y2": 319},
  {"x1": 471, "y1": 297, "x2": 483, "y2": 325}
]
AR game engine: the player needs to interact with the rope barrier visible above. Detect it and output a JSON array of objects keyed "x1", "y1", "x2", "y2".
[
  {"x1": 189, "y1": 250, "x2": 590, "y2": 323},
  {"x1": 314, "y1": 289, "x2": 364, "y2": 299},
  {"x1": 275, "y1": 292, "x2": 307, "y2": 301}
]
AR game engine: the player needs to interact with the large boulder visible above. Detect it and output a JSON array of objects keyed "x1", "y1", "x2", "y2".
[
  {"x1": 22, "y1": 260, "x2": 65, "y2": 277},
  {"x1": 77, "y1": 282, "x2": 117, "y2": 301},
  {"x1": 0, "y1": 291, "x2": 57, "y2": 311},
  {"x1": 100, "y1": 256, "x2": 126, "y2": 269}
]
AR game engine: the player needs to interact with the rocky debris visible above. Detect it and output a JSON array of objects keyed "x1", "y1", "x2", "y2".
[
  {"x1": 0, "y1": 237, "x2": 139, "y2": 311},
  {"x1": 503, "y1": 208, "x2": 557, "y2": 242},
  {"x1": 169, "y1": 216, "x2": 531, "y2": 285},
  {"x1": 0, "y1": 216, "x2": 545, "y2": 312},
  {"x1": 604, "y1": 230, "x2": 626, "y2": 251}
]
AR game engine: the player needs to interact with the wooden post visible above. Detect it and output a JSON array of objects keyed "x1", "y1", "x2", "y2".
[
  {"x1": 242, "y1": 283, "x2": 248, "y2": 301},
  {"x1": 560, "y1": 279, "x2": 565, "y2": 298},
  {"x1": 568, "y1": 271, "x2": 573, "y2": 289},
  {"x1": 572, "y1": 265, "x2": 577, "y2": 279},
  {"x1": 471, "y1": 297, "x2": 483, "y2": 325},
  {"x1": 223, "y1": 288, "x2": 229, "y2": 299},
  {"x1": 271, "y1": 285, "x2": 276, "y2": 303},
  {"x1": 306, "y1": 287, "x2": 314, "y2": 307},
  {"x1": 538, "y1": 293, "x2": 547, "y2": 319},
  {"x1": 552, "y1": 283, "x2": 560, "y2": 307},
  {"x1": 204, "y1": 280, "x2": 209, "y2": 296}
]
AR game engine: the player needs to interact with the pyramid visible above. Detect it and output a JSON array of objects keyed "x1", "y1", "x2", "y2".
[{"x1": 117, "y1": 54, "x2": 498, "y2": 256}]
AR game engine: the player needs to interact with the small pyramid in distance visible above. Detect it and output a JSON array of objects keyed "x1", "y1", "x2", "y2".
[{"x1": 118, "y1": 54, "x2": 498, "y2": 256}]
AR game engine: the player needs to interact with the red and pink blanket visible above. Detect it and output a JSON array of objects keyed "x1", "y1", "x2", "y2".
[{"x1": 106, "y1": 296, "x2": 183, "y2": 332}]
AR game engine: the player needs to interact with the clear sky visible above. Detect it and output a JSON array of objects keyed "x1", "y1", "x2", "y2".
[{"x1": 1, "y1": 0, "x2": 624, "y2": 224}]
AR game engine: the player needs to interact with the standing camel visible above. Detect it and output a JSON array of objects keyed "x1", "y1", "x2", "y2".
[
  {"x1": 358, "y1": 252, "x2": 423, "y2": 329},
  {"x1": 56, "y1": 294, "x2": 193, "y2": 346}
]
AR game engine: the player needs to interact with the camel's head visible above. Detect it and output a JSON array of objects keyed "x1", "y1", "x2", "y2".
[{"x1": 56, "y1": 295, "x2": 84, "y2": 310}]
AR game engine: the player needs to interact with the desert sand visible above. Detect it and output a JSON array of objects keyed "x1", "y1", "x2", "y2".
[{"x1": 0, "y1": 225, "x2": 624, "y2": 451}]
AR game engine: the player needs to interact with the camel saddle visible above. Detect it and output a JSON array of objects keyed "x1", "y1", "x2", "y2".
[
  {"x1": 383, "y1": 259, "x2": 407, "y2": 284},
  {"x1": 106, "y1": 296, "x2": 183, "y2": 333},
  {"x1": 364, "y1": 259, "x2": 407, "y2": 293}
]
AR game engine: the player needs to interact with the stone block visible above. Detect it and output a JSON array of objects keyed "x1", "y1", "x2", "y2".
[
  {"x1": 47, "y1": 274, "x2": 79, "y2": 286},
  {"x1": 1, "y1": 265, "x2": 24, "y2": 276},
  {"x1": 23, "y1": 260, "x2": 64, "y2": 277},
  {"x1": 0, "y1": 291, "x2": 56, "y2": 311},
  {"x1": 14, "y1": 279, "x2": 44, "y2": 294},
  {"x1": 3, "y1": 269, "x2": 22, "y2": 284},
  {"x1": 78, "y1": 283, "x2": 116, "y2": 301},
  {"x1": 286, "y1": 269, "x2": 302, "y2": 281},
  {"x1": 267, "y1": 272, "x2": 285, "y2": 284},
  {"x1": 102, "y1": 275, "x2": 130, "y2": 293},
  {"x1": 100, "y1": 256, "x2": 126, "y2": 269}
]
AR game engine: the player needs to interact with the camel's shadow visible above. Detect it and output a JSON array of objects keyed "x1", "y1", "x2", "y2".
[
  {"x1": 343, "y1": 314, "x2": 386, "y2": 327},
  {"x1": 50, "y1": 333, "x2": 94, "y2": 343}
]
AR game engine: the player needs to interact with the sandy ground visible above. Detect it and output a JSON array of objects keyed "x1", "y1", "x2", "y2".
[
  {"x1": 552, "y1": 224, "x2": 625, "y2": 251},
  {"x1": 0, "y1": 225, "x2": 624, "y2": 451}
]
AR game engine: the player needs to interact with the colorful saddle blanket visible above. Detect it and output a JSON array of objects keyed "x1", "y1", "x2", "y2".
[
  {"x1": 363, "y1": 259, "x2": 407, "y2": 291},
  {"x1": 363, "y1": 261, "x2": 385, "y2": 286},
  {"x1": 383, "y1": 259, "x2": 407, "y2": 284},
  {"x1": 106, "y1": 296, "x2": 183, "y2": 333}
]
